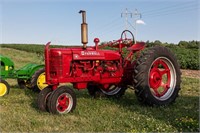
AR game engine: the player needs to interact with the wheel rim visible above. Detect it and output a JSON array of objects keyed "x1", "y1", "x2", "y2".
[
  {"x1": 0, "y1": 83, "x2": 7, "y2": 96},
  {"x1": 148, "y1": 57, "x2": 176, "y2": 101},
  {"x1": 56, "y1": 93, "x2": 73, "y2": 114},
  {"x1": 37, "y1": 72, "x2": 48, "y2": 90},
  {"x1": 100, "y1": 85, "x2": 121, "y2": 95}
]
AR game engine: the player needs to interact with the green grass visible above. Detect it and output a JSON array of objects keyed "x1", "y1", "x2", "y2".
[
  {"x1": 0, "y1": 48, "x2": 199, "y2": 132},
  {"x1": 0, "y1": 47, "x2": 43, "y2": 69}
]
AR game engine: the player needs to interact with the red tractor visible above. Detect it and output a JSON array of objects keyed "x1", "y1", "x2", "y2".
[{"x1": 37, "y1": 10, "x2": 181, "y2": 114}]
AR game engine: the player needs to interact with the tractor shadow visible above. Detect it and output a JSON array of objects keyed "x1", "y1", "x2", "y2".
[{"x1": 23, "y1": 88, "x2": 39, "y2": 110}]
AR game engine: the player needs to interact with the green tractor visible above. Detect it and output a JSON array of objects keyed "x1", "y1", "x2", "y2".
[{"x1": 0, "y1": 54, "x2": 48, "y2": 96}]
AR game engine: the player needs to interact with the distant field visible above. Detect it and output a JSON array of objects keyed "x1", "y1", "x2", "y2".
[
  {"x1": 0, "y1": 43, "x2": 199, "y2": 70},
  {"x1": 0, "y1": 47, "x2": 199, "y2": 132}
]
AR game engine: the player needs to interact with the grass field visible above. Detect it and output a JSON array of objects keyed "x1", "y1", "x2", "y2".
[{"x1": 0, "y1": 48, "x2": 199, "y2": 132}]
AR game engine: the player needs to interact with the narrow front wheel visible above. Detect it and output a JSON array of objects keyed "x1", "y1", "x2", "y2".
[
  {"x1": 48, "y1": 86, "x2": 76, "y2": 114},
  {"x1": 37, "y1": 86, "x2": 53, "y2": 112}
]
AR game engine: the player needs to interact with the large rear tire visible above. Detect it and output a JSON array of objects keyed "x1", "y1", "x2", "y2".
[
  {"x1": 133, "y1": 46, "x2": 181, "y2": 106},
  {"x1": 47, "y1": 86, "x2": 76, "y2": 114},
  {"x1": 0, "y1": 79, "x2": 10, "y2": 97},
  {"x1": 30, "y1": 68, "x2": 48, "y2": 92}
]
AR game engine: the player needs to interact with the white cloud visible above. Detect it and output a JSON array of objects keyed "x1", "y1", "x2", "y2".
[{"x1": 136, "y1": 19, "x2": 146, "y2": 25}]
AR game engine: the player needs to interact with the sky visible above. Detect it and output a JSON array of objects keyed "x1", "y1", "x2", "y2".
[{"x1": 0, "y1": 0, "x2": 199, "y2": 46}]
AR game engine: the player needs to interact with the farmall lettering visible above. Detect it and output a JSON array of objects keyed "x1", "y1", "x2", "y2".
[{"x1": 81, "y1": 51, "x2": 100, "y2": 56}]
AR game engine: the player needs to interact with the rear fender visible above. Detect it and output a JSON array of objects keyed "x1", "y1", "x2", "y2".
[{"x1": 16, "y1": 64, "x2": 44, "y2": 79}]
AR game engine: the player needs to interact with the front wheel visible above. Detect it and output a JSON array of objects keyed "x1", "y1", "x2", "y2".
[
  {"x1": 47, "y1": 86, "x2": 76, "y2": 114},
  {"x1": 133, "y1": 46, "x2": 181, "y2": 106},
  {"x1": 37, "y1": 86, "x2": 53, "y2": 112},
  {"x1": 0, "y1": 79, "x2": 10, "y2": 97}
]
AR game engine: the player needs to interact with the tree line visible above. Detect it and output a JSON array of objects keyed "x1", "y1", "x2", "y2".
[{"x1": 0, "y1": 40, "x2": 199, "y2": 70}]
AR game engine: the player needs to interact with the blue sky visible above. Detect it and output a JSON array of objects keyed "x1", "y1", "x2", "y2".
[{"x1": 1, "y1": 0, "x2": 199, "y2": 45}]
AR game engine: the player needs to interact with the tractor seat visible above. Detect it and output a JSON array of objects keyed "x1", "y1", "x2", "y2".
[{"x1": 127, "y1": 42, "x2": 145, "y2": 52}]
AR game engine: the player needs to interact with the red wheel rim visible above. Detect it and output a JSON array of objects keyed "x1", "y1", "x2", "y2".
[
  {"x1": 56, "y1": 93, "x2": 72, "y2": 113},
  {"x1": 149, "y1": 57, "x2": 176, "y2": 100}
]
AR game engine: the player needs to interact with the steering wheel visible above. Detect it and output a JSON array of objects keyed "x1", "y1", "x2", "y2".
[{"x1": 120, "y1": 30, "x2": 135, "y2": 46}]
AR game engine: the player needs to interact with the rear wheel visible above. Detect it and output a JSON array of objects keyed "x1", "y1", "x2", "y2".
[
  {"x1": 87, "y1": 84, "x2": 126, "y2": 98},
  {"x1": 37, "y1": 86, "x2": 52, "y2": 112},
  {"x1": 31, "y1": 68, "x2": 48, "y2": 92},
  {"x1": 47, "y1": 86, "x2": 76, "y2": 114},
  {"x1": 0, "y1": 79, "x2": 10, "y2": 97},
  {"x1": 100, "y1": 85, "x2": 127, "y2": 98},
  {"x1": 133, "y1": 46, "x2": 181, "y2": 106}
]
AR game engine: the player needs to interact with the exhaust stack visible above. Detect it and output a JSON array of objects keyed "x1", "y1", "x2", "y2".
[{"x1": 79, "y1": 10, "x2": 88, "y2": 49}]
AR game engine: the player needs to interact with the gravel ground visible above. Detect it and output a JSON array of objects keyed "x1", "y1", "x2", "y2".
[{"x1": 181, "y1": 69, "x2": 200, "y2": 79}]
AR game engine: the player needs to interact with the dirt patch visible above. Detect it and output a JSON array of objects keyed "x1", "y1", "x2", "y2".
[{"x1": 181, "y1": 69, "x2": 200, "y2": 79}]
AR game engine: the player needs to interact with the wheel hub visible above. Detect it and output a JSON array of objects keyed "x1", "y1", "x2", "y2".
[
  {"x1": 149, "y1": 59, "x2": 172, "y2": 98},
  {"x1": 57, "y1": 94, "x2": 70, "y2": 112},
  {"x1": 149, "y1": 69, "x2": 162, "y2": 89}
]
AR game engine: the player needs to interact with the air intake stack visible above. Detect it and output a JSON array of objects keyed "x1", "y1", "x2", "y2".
[{"x1": 79, "y1": 10, "x2": 88, "y2": 49}]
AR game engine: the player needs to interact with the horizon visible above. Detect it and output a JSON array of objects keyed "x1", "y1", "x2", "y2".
[{"x1": 0, "y1": 40, "x2": 199, "y2": 46}]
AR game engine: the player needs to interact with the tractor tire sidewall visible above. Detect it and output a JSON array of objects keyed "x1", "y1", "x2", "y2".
[
  {"x1": 87, "y1": 84, "x2": 105, "y2": 98},
  {"x1": 100, "y1": 86, "x2": 127, "y2": 99},
  {"x1": 31, "y1": 68, "x2": 46, "y2": 92},
  {"x1": 48, "y1": 86, "x2": 76, "y2": 114},
  {"x1": 87, "y1": 84, "x2": 126, "y2": 98},
  {"x1": 17, "y1": 79, "x2": 26, "y2": 89},
  {"x1": 17, "y1": 79, "x2": 31, "y2": 89},
  {"x1": 133, "y1": 46, "x2": 181, "y2": 106},
  {"x1": 37, "y1": 86, "x2": 52, "y2": 112},
  {"x1": 0, "y1": 79, "x2": 10, "y2": 96}
]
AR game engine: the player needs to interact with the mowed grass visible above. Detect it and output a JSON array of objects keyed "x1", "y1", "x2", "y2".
[
  {"x1": 0, "y1": 47, "x2": 43, "y2": 69},
  {"x1": 0, "y1": 48, "x2": 199, "y2": 132}
]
